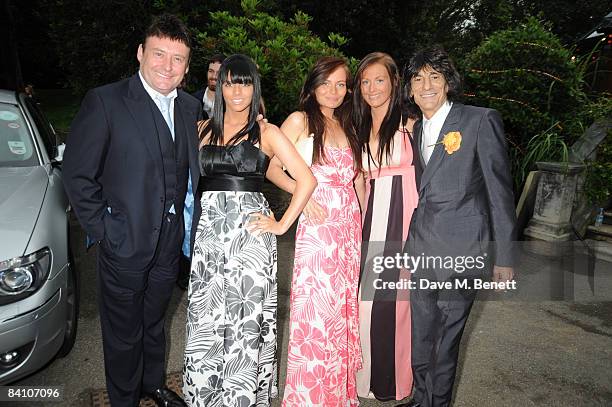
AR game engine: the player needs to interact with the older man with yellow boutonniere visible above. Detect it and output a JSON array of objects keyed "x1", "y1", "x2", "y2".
[{"x1": 397, "y1": 46, "x2": 517, "y2": 407}]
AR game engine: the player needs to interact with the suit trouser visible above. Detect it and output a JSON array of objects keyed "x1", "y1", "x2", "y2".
[
  {"x1": 97, "y1": 213, "x2": 182, "y2": 407},
  {"x1": 410, "y1": 277, "x2": 477, "y2": 407},
  {"x1": 177, "y1": 254, "x2": 191, "y2": 287}
]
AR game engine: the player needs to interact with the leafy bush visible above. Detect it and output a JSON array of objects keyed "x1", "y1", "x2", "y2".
[
  {"x1": 585, "y1": 130, "x2": 612, "y2": 205},
  {"x1": 43, "y1": 0, "x2": 153, "y2": 95},
  {"x1": 190, "y1": 0, "x2": 356, "y2": 123},
  {"x1": 462, "y1": 16, "x2": 611, "y2": 191}
]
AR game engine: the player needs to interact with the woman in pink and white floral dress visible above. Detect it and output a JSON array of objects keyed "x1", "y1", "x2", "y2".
[{"x1": 267, "y1": 57, "x2": 364, "y2": 407}]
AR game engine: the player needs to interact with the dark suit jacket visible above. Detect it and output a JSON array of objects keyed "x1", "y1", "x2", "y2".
[
  {"x1": 192, "y1": 88, "x2": 204, "y2": 102},
  {"x1": 408, "y1": 103, "x2": 516, "y2": 278},
  {"x1": 191, "y1": 88, "x2": 209, "y2": 120},
  {"x1": 63, "y1": 74, "x2": 201, "y2": 266}
]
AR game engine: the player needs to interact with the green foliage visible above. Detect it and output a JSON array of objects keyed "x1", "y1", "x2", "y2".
[
  {"x1": 191, "y1": 1, "x2": 356, "y2": 122},
  {"x1": 21, "y1": 0, "x2": 612, "y2": 91},
  {"x1": 512, "y1": 123, "x2": 569, "y2": 184},
  {"x1": 35, "y1": 89, "x2": 81, "y2": 139},
  {"x1": 462, "y1": 17, "x2": 612, "y2": 191},
  {"x1": 275, "y1": 0, "x2": 440, "y2": 66},
  {"x1": 464, "y1": 18, "x2": 577, "y2": 137},
  {"x1": 274, "y1": 0, "x2": 610, "y2": 68},
  {"x1": 519, "y1": 0, "x2": 611, "y2": 45},
  {"x1": 42, "y1": 0, "x2": 152, "y2": 94},
  {"x1": 585, "y1": 132, "x2": 612, "y2": 205},
  {"x1": 38, "y1": 0, "x2": 260, "y2": 93}
]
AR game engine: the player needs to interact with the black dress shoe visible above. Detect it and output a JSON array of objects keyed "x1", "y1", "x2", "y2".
[
  {"x1": 147, "y1": 387, "x2": 187, "y2": 407},
  {"x1": 396, "y1": 400, "x2": 421, "y2": 407}
]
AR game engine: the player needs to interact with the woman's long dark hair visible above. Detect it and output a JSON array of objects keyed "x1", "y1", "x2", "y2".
[
  {"x1": 299, "y1": 57, "x2": 360, "y2": 169},
  {"x1": 353, "y1": 52, "x2": 403, "y2": 169},
  {"x1": 201, "y1": 54, "x2": 262, "y2": 146}
]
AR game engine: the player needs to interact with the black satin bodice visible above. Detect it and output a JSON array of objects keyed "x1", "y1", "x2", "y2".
[{"x1": 198, "y1": 140, "x2": 270, "y2": 192}]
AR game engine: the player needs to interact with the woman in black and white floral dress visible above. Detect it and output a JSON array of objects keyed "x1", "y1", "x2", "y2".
[{"x1": 183, "y1": 54, "x2": 316, "y2": 407}]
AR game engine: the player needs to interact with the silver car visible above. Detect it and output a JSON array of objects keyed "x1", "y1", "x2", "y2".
[{"x1": 0, "y1": 89, "x2": 78, "y2": 384}]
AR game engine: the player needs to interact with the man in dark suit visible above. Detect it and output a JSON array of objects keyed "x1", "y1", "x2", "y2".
[
  {"x1": 191, "y1": 53, "x2": 225, "y2": 119},
  {"x1": 62, "y1": 14, "x2": 199, "y2": 407},
  {"x1": 398, "y1": 47, "x2": 516, "y2": 407}
]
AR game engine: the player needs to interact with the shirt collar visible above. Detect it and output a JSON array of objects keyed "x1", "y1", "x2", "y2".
[
  {"x1": 423, "y1": 100, "x2": 452, "y2": 128},
  {"x1": 138, "y1": 71, "x2": 178, "y2": 102},
  {"x1": 203, "y1": 87, "x2": 215, "y2": 107}
]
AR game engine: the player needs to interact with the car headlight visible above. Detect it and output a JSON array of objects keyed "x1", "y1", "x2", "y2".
[{"x1": 0, "y1": 248, "x2": 51, "y2": 304}]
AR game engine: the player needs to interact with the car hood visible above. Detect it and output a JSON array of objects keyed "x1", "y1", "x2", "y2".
[{"x1": 0, "y1": 166, "x2": 48, "y2": 261}]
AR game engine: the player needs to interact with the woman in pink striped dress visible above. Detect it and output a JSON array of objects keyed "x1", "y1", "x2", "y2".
[
  {"x1": 353, "y1": 52, "x2": 419, "y2": 402},
  {"x1": 267, "y1": 57, "x2": 363, "y2": 407}
]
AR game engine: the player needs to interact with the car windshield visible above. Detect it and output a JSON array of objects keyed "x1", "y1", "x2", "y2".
[{"x1": 0, "y1": 103, "x2": 38, "y2": 167}]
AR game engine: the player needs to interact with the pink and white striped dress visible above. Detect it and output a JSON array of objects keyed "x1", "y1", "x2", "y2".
[{"x1": 356, "y1": 129, "x2": 418, "y2": 401}]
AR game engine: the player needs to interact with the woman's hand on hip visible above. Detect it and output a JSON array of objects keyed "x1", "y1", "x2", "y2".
[{"x1": 246, "y1": 212, "x2": 285, "y2": 236}]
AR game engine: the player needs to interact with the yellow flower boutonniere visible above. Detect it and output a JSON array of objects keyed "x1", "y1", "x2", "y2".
[{"x1": 428, "y1": 131, "x2": 462, "y2": 154}]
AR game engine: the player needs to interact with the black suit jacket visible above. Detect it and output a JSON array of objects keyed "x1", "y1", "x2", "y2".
[
  {"x1": 408, "y1": 103, "x2": 516, "y2": 278},
  {"x1": 192, "y1": 88, "x2": 204, "y2": 102},
  {"x1": 63, "y1": 74, "x2": 200, "y2": 266},
  {"x1": 191, "y1": 88, "x2": 209, "y2": 120}
]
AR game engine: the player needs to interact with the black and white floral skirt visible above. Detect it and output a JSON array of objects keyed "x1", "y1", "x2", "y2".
[{"x1": 184, "y1": 190, "x2": 278, "y2": 407}]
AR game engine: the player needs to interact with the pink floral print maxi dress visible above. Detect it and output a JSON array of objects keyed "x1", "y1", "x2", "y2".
[{"x1": 282, "y1": 146, "x2": 362, "y2": 407}]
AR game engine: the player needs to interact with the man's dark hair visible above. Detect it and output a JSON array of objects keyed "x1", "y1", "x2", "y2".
[
  {"x1": 403, "y1": 45, "x2": 463, "y2": 104},
  {"x1": 143, "y1": 13, "x2": 191, "y2": 49},
  {"x1": 209, "y1": 54, "x2": 226, "y2": 65}
]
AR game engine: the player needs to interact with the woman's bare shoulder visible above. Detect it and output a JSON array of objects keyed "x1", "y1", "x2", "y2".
[
  {"x1": 284, "y1": 111, "x2": 307, "y2": 126},
  {"x1": 281, "y1": 111, "x2": 308, "y2": 143}
]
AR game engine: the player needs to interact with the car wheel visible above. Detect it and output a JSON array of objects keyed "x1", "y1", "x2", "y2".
[{"x1": 57, "y1": 242, "x2": 79, "y2": 358}]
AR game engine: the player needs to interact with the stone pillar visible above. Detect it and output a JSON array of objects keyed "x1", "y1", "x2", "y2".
[{"x1": 524, "y1": 162, "x2": 586, "y2": 245}]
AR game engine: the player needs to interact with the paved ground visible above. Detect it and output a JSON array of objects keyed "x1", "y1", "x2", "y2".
[{"x1": 14, "y1": 187, "x2": 612, "y2": 406}]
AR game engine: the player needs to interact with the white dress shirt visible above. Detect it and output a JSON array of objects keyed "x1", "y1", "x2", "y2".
[
  {"x1": 422, "y1": 101, "x2": 453, "y2": 164},
  {"x1": 202, "y1": 87, "x2": 215, "y2": 118}
]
